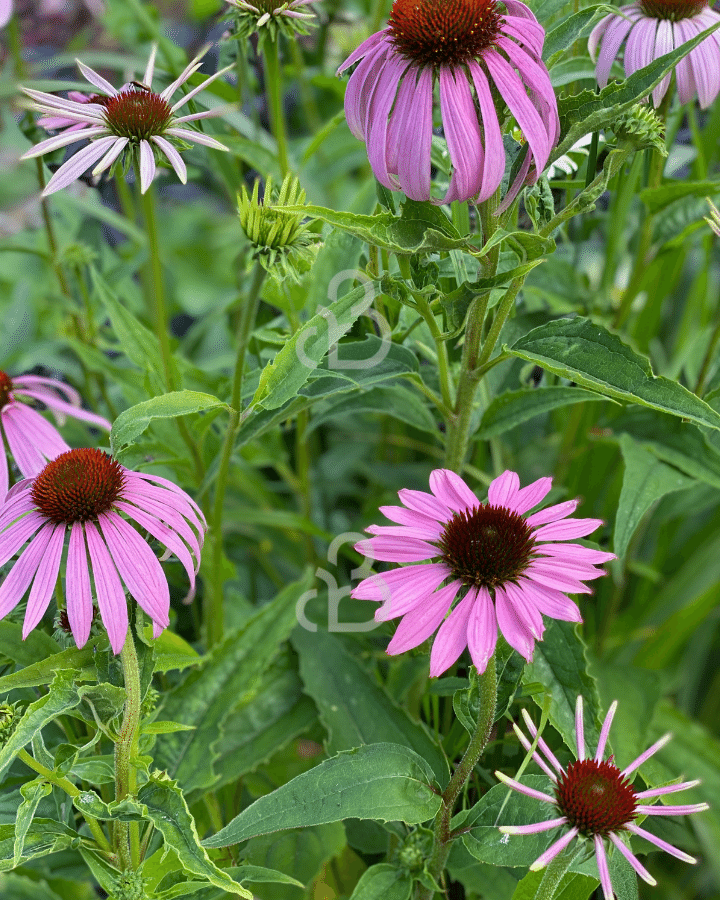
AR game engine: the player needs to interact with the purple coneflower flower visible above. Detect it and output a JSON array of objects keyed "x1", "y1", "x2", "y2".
[
  {"x1": 352, "y1": 469, "x2": 613, "y2": 676},
  {"x1": 496, "y1": 696, "x2": 709, "y2": 898},
  {"x1": 226, "y1": 0, "x2": 317, "y2": 27},
  {"x1": 20, "y1": 44, "x2": 231, "y2": 196},
  {"x1": 589, "y1": 0, "x2": 720, "y2": 108},
  {"x1": 337, "y1": 0, "x2": 559, "y2": 207},
  {"x1": 0, "y1": 448, "x2": 206, "y2": 653},
  {"x1": 0, "y1": 370, "x2": 111, "y2": 502},
  {"x1": 1, "y1": 0, "x2": 103, "y2": 27}
]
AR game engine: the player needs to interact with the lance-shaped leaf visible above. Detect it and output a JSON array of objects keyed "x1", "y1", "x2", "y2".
[
  {"x1": 507, "y1": 317, "x2": 720, "y2": 430},
  {"x1": 14, "y1": 778, "x2": 52, "y2": 867},
  {"x1": 0, "y1": 820, "x2": 77, "y2": 872},
  {"x1": 203, "y1": 743, "x2": 442, "y2": 848},
  {"x1": 478, "y1": 386, "x2": 608, "y2": 439},
  {"x1": 0, "y1": 643, "x2": 95, "y2": 692}
]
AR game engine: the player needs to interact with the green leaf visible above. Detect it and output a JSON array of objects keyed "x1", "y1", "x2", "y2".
[
  {"x1": 251, "y1": 283, "x2": 375, "y2": 410},
  {"x1": 0, "y1": 644, "x2": 94, "y2": 692},
  {"x1": 0, "y1": 621, "x2": 59, "y2": 668},
  {"x1": 135, "y1": 774, "x2": 252, "y2": 897},
  {"x1": 0, "y1": 673, "x2": 81, "y2": 783},
  {"x1": 111, "y1": 391, "x2": 229, "y2": 455},
  {"x1": 521, "y1": 620, "x2": 601, "y2": 755},
  {"x1": 91, "y1": 266, "x2": 170, "y2": 383},
  {"x1": 511, "y1": 869, "x2": 596, "y2": 900},
  {"x1": 552, "y1": 21, "x2": 720, "y2": 162},
  {"x1": 0, "y1": 820, "x2": 77, "y2": 871},
  {"x1": 640, "y1": 179, "x2": 720, "y2": 215},
  {"x1": 141, "y1": 720, "x2": 197, "y2": 734},
  {"x1": 477, "y1": 386, "x2": 608, "y2": 438},
  {"x1": 154, "y1": 572, "x2": 313, "y2": 795},
  {"x1": 0, "y1": 874, "x2": 68, "y2": 900},
  {"x1": 143, "y1": 625, "x2": 203, "y2": 673},
  {"x1": 348, "y1": 864, "x2": 413, "y2": 900},
  {"x1": 440, "y1": 261, "x2": 545, "y2": 332},
  {"x1": 293, "y1": 629, "x2": 449, "y2": 784},
  {"x1": 462, "y1": 776, "x2": 558, "y2": 867},
  {"x1": 203, "y1": 743, "x2": 443, "y2": 848},
  {"x1": 308, "y1": 384, "x2": 439, "y2": 436},
  {"x1": 614, "y1": 434, "x2": 695, "y2": 561},
  {"x1": 543, "y1": 6, "x2": 603, "y2": 64},
  {"x1": 14, "y1": 778, "x2": 52, "y2": 866},
  {"x1": 507, "y1": 317, "x2": 720, "y2": 430}
]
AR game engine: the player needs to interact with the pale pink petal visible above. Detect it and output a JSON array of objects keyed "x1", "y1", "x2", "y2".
[
  {"x1": 674, "y1": 19, "x2": 697, "y2": 105},
  {"x1": 67, "y1": 522, "x2": 94, "y2": 648},
  {"x1": 0, "y1": 0, "x2": 12, "y2": 27},
  {"x1": 165, "y1": 127, "x2": 229, "y2": 152},
  {"x1": 138, "y1": 140, "x2": 156, "y2": 194},
  {"x1": 0, "y1": 512, "x2": 46, "y2": 568},
  {"x1": 495, "y1": 770, "x2": 555, "y2": 803},
  {"x1": 595, "y1": 11, "x2": 639, "y2": 87},
  {"x1": 625, "y1": 823, "x2": 696, "y2": 863},
  {"x1": 495, "y1": 584, "x2": 535, "y2": 660},
  {"x1": 92, "y1": 136, "x2": 128, "y2": 176},
  {"x1": 20, "y1": 125, "x2": 109, "y2": 159},
  {"x1": 170, "y1": 63, "x2": 234, "y2": 113},
  {"x1": 594, "y1": 834, "x2": 614, "y2": 900},
  {"x1": 530, "y1": 827, "x2": 579, "y2": 870},
  {"x1": 23, "y1": 523, "x2": 64, "y2": 637},
  {"x1": 637, "y1": 802, "x2": 709, "y2": 816},
  {"x1": 394, "y1": 67, "x2": 433, "y2": 200},
  {"x1": 143, "y1": 42, "x2": 158, "y2": 86},
  {"x1": 528, "y1": 557, "x2": 605, "y2": 582},
  {"x1": 466, "y1": 585, "x2": 498, "y2": 674},
  {"x1": 532, "y1": 518, "x2": 603, "y2": 541},
  {"x1": 500, "y1": 817, "x2": 568, "y2": 835},
  {"x1": 512, "y1": 724, "x2": 558, "y2": 780},
  {"x1": 0, "y1": 523, "x2": 54, "y2": 619},
  {"x1": 595, "y1": 700, "x2": 617, "y2": 761},
  {"x1": 355, "y1": 536, "x2": 439, "y2": 562},
  {"x1": 159, "y1": 55, "x2": 206, "y2": 101},
  {"x1": 608, "y1": 833, "x2": 656, "y2": 885},
  {"x1": 575, "y1": 695, "x2": 586, "y2": 760},
  {"x1": 429, "y1": 589, "x2": 475, "y2": 676},
  {"x1": 650, "y1": 18, "x2": 673, "y2": 107},
  {"x1": 151, "y1": 135, "x2": 187, "y2": 184},
  {"x1": 77, "y1": 60, "x2": 117, "y2": 96},
  {"x1": 488, "y1": 470, "x2": 521, "y2": 509},
  {"x1": 0, "y1": 442, "x2": 8, "y2": 502},
  {"x1": 635, "y1": 780, "x2": 700, "y2": 799},
  {"x1": 525, "y1": 499, "x2": 579, "y2": 527},
  {"x1": 386, "y1": 581, "x2": 461, "y2": 655},
  {"x1": 521, "y1": 708, "x2": 564, "y2": 774},
  {"x1": 43, "y1": 137, "x2": 118, "y2": 196},
  {"x1": 2, "y1": 405, "x2": 68, "y2": 476},
  {"x1": 621, "y1": 733, "x2": 672, "y2": 777},
  {"x1": 84, "y1": 520, "x2": 128, "y2": 654},
  {"x1": 99, "y1": 511, "x2": 170, "y2": 628},
  {"x1": 429, "y1": 469, "x2": 479, "y2": 513}
]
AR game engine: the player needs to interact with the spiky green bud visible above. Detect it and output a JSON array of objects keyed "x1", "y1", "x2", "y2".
[
  {"x1": 610, "y1": 104, "x2": 666, "y2": 155},
  {"x1": 224, "y1": 0, "x2": 318, "y2": 48},
  {"x1": 0, "y1": 703, "x2": 19, "y2": 745},
  {"x1": 238, "y1": 174, "x2": 321, "y2": 282},
  {"x1": 705, "y1": 198, "x2": 720, "y2": 238}
]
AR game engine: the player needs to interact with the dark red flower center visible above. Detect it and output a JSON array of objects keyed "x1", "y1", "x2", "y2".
[
  {"x1": 31, "y1": 448, "x2": 125, "y2": 525},
  {"x1": 438, "y1": 504, "x2": 535, "y2": 588},
  {"x1": 0, "y1": 371, "x2": 12, "y2": 410},
  {"x1": 388, "y1": 0, "x2": 502, "y2": 68},
  {"x1": 102, "y1": 86, "x2": 173, "y2": 141},
  {"x1": 639, "y1": 0, "x2": 706, "y2": 18},
  {"x1": 555, "y1": 759, "x2": 638, "y2": 836}
]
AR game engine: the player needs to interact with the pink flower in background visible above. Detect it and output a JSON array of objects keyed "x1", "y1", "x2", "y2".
[
  {"x1": 496, "y1": 696, "x2": 709, "y2": 899},
  {"x1": 0, "y1": 370, "x2": 111, "y2": 501},
  {"x1": 589, "y1": 0, "x2": 720, "y2": 108},
  {"x1": 20, "y1": 44, "x2": 231, "y2": 195},
  {"x1": 0, "y1": 0, "x2": 103, "y2": 26},
  {"x1": 0, "y1": 449, "x2": 206, "y2": 652},
  {"x1": 353, "y1": 469, "x2": 613, "y2": 676},
  {"x1": 337, "y1": 0, "x2": 559, "y2": 208}
]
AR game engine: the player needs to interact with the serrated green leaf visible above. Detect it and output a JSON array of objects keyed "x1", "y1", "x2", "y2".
[
  {"x1": 0, "y1": 643, "x2": 95, "y2": 692},
  {"x1": 478, "y1": 386, "x2": 608, "y2": 438},
  {"x1": 293, "y1": 629, "x2": 449, "y2": 784},
  {"x1": 543, "y1": 6, "x2": 604, "y2": 64},
  {"x1": 615, "y1": 434, "x2": 695, "y2": 561},
  {"x1": 348, "y1": 863, "x2": 413, "y2": 900},
  {"x1": 507, "y1": 317, "x2": 720, "y2": 430},
  {"x1": 511, "y1": 868, "x2": 596, "y2": 900},
  {"x1": 14, "y1": 778, "x2": 52, "y2": 867},
  {"x1": 0, "y1": 673, "x2": 81, "y2": 783},
  {"x1": 111, "y1": 390, "x2": 228, "y2": 454},
  {"x1": 154, "y1": 572, "x2": 313, "y2": 795},
  {"x1": 143, "y1": 625, "x2": 203, "y2": 673},
  {"x1": 0, "y1": 621, "x2": 59, "y2": 668},
  {"x1": 203, "y1": 743, "x2": 442, "y2": 848},
  {"x1": 0, "y1": 820, "x2": 77, "y2": 871},
  {"x1": 522, "y1": 620, "x2": 601, "y2": 754}
]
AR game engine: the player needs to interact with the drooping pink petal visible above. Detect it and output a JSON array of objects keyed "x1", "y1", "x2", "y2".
[
  {"x1": 429, "y1": 589, "x2": 475, "y2": 676},
  {"x1": 438, "y1": 65, "x2": 484, "y2": 203},
  {"x1": 608, "y1": 833, "x2": 657, "y2": 885},
  {"x1": 99, "y1": 511, "x2": 170, "y2": 629},
  {"x1": 66, "y1": 522, "x2": 94, "y2": 648},
  {"x1": 0, "y1": 523, "x2": 54, "y2": 619},
  {"x1": 468, "y1": 61, "x2": 505, "y2": 202},
  {"x1": 93, "y1": 136, "x2": 129, "y2": 176},
  {"x1": 20, "y1": 125, "x2": 109, "y2": 160},
  {"x1": 594, "y1": 834, "x2": 614, "y2": 900},
  {"x1": 365, "y1": 57, "x2": 407, "y2": 191},
  {"x1": 116, "y1": 497, "x2": 203, "y2": 565},
  {"x1": 138, "y1": 140, "x2": 156, "y2": 194},
  {"x1": 674, "y1": 19, "x2": 698, "y2": 104},
  {"x1": 391, "y1": 66, "x2": 433, "y2": 200},
  {"x1": 466, "y1": 585, "x2": 498, "y2": 674},
  {"x1": 650, "y1": 19, "x2": 674, "y2": 107},
  {"x1": 386, "y1": 581, "x2": 460, "y2": 655},
  {"x1": 343, "y1": 41, "x2": 393, "y2": 139},
  {"x1": 43, "y1": 136, "x2": 118, "y2": 196},
  {"x1": 84, "y1": 520, "x2": 128, "y2": 654},
  {"x1": 14, "y1": 390, "x2": 112, "y2": 430},
  {"x1": 0, "y1": 440, "x2": 8, "y2": 502},
  {"x1": 625, "y1": 823, "x2": 696, "y2": 863},
  {"x1": 595, "y1": 10, "x2": 641, "y2": 87},
  {"x1": 125, "y1": 471, "x2": 206, "y2": 527},
  {"x1": 23, "y1": 523, "x2": 65, "y2": 637},
  {"x1": 502, "y1": 580, "x2": 544, "y2": 640},
  {"x1": 151, "y1": 135, "x2": 187, "y2": 184},
  {"x1": 495, "y1": 584, "x2": 535, "y2": 660}
]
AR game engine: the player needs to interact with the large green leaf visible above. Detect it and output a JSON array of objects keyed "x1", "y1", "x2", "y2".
[
  {"x1": 543, "y1": 6, "x2": 603, "y2": 64},
  {"x1": 614, "y1": 434, "x2": 694, "y2": 561},
  {"x1": 507, "y1": 317, "x2": 720, "y2": 430},
  {"x1": 111, "y1": 391, "x2": 228, "y2": 455},
  {"x1": 0, "y1": 820, "x2": 77, "y2": 871},
  {"x1": 0, "y1": 644, "x2": 94, "y2": 692},
  {"x1": 0, "y1": 672, "x2": 81, "y2": 782},
  {"x1": 293, "y1": 629, "x2": 449, "y2": 784},
  {"x1": 203, "y1": 743, "x2": 442, "y2": 848},
  {"x1": 0, "y1": 621, "x2": 59, "y2": 668},
  {"x1": 13, "y1": 778, "x2": 52, "y2": 867},
  {"x1": 521, "y1": 620, "x2": 601, "y2": 755},
  {"x1": 154, "y1": 573, "x2": 313, "y2": 794},
  {"x1": 348, "y1": 864, "x2": 412, "y2": 900},
  {"x1": 477, "y1": 386, "x2": 607, "y2": 438}
]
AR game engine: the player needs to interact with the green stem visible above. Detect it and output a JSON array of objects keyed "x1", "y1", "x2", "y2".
[
  {"x1": 416, "y1": 656, "x2": 498, "y2": 900},
  {"x1": 114, "y1": 629, "x2": 142, "y2": 870},
  {"x1": 416, "y1": 294, "x2": 453, "y2": 411},
  {"x1": 17, "y1": 748, "x2": 112, "y2": 854},
  {"x1": 534, "y1": 848, "x2": 574, "y2": 900},
  {"x1": 35, "y1": 160, "x2": 72, "y2": 298},
  {"x1": 136, "y1": 169, "x2": 175, "y2": 391},
  {"x1": 264, "y1": 40, "x2": 289, "y2": 176},
  {"x1": 695, "y1": 307, "x2": 720, "y2": 396},
  {"x1": 205, "y1": 261, "x2": 266, "y2": 648}
]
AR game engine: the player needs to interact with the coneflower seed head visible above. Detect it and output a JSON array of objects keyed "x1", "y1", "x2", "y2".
[
  {"x1": 31, "y1": 448, "x2": 125, "y2": 524},
  {"x1": 555, "y1": 759, "x2": 638, "y2": 835}
]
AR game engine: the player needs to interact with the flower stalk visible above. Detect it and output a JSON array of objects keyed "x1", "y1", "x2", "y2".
[
  {"x1": 264, "y1": 39, "x2": 289, "y2": 176},
  {"x1": 114, "y1": 628, "x2": 143, "y2": 869}
]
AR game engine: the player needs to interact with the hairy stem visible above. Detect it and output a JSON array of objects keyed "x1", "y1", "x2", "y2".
[{"x1": 114, "y1": 629, "x2": 142, "y2": 869}]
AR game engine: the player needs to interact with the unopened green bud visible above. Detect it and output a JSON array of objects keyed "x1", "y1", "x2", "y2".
[
  {"x1": 705, "y1": 198, "x2": 720, "y2": 238},
  {"x1": 141, "y1": 687, "x2": 160, "y2": 718},
  {"x1": 110, "y1": 870, "x2": 146, "y2": 900},
  {"x1": 610, "y1": 104, "x2": 666, "y2": 155},
  {"x1": 225, "y1": 0, "x2": 319, "y2": 47},
  {"x1": 395, "y1": 826, "x2": 432, "y2": 872},
  {"x1": 238, "y1": 174, "x2": 321, "y2": 282},
  {"x1": 0, "y1": 703, "x2": 19, "y2": 744}
]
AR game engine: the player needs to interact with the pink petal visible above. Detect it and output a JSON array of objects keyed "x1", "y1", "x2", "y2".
[
  {"x1": 468, "y1": 61, "x2": 505, "y2": 202},
  {"x1": 394, "y1": 67, "x2": 433, "y2": 200},
  {"x1": 84, "y1": 520, "x2": 128, "y2": 654},
  {"x1": 15, "y1": 390, "x2": 112, "y2": 430},
  {"x1": 625, "y1": 823, "x2": 696, "y2": 863},
  {"x1": 533, "y1": 543, "x2": 615, "y2": 564},
  {"x1": 77, "y1": 59, "x2": 117, "y2": 95},
  {"x1": 43, "y1": 136, "x2": 118, "y2": 196},
  {"x1": 500, "y1": 816, "x2": 568, "y2": 835},
  {"x1": 165, "y1": 127, "x2": 229, "y2": 152},
  {"x1": 398, "y1": 487, "x2": 451, "y2": 520},
  {"x1": 378, "y1": 504, "x2": 444, "y2": 535},
  {"x1": 466, "y1": 585, "x2": 498, "y2": 674},
  {"x1": 594, "y1": 834, "x2": 614, "y2": 900},
  {"x1": 151, "y1": 135, "x2": 187, "y2": 184},
  {"x1": 533, "y1": 518, "x2": 603, "y2": 541},
  {"x1": 502, "y1": 580, "x2": 544, "y2": 640},
  {"x1": 488, "y1": 470, "x2": 521, "y2": 509},
  {"x1": 67, "y1": 522, "x2": 94, "y2": 648},
  {"x1": 429, "y1": 589, "x2": 475, "y2": 676},
  {"x1": 529, "y1": 827, "x2": 579, "y2": 870},
  {"x1": 23, "y1": 523, "x2": 64, "y2": 637},
  {"x1": 516, "y1": 578, "x2": 582, "y2": 622},
  {"x1": 429, "y1": 469, "x2": 479, "y2": 513},
  {"x1": 495, "y1": 584, "x2": 535, "y2": 660},
  {"x1": 438, "y1": 65, "x2": 484, "y2": 203},
  {"x1": 496, "y1": 770, "x2": 555, "y2": 803},
  {"x1": 595, "y1": 700, "x2": 617, "y2": 761},
  {"x1": 352, "y1": 562, "x2": 449, "y2": 602},
  {"x1": 386, "y1": 581, "x2": 461, "y2": 656},
  {"x1": 0, "y1": 523, "x2": 54, "y2": 619},
  {"x1": 355, "y1": 536, "x2": 439, "y2": 562},
  {"x1": 525, "y1": 499, "x2": 580, "y2": 527},
  {"x1": 512, "y1": 477, "x2": 553, "y2": 514},
  {"x1": 608, "y1": 833, "x2": 656, "y2": 885},
  {"x1": 576, "y1": 695, "x2": 586, "y2": 761},
  {"x1": 621, "y1": 733, "x2": 672, "y2": 777},
  {"x1": 525, "y1": 564, "x2": 594, "y2": 594}
]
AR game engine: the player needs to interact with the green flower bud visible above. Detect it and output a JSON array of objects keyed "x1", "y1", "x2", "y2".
[
  {"x1": 705, "y1": 198, "x2": 720, "y2": 238},
  {"x1": 610, "y1": 104, "x2": 666, "y2": 155},
  {"x1": 0, "y1": 703, "x2": 19, "y2": 745},
  {"x1": 238, "y1": 174, "x2": 321, "y2": 282},
  {"x1": 141, "y1": 686, "x2": 160, "y2": 718},
  {"x1": 109, "y1": 870, "x2": 147, "y2": 900},
  {"x1": 224, "y1": 0, "x2": 319, "y2": 48},
  {"x1": 395, "y1": 826, "x2": 433, "y2": 873}
]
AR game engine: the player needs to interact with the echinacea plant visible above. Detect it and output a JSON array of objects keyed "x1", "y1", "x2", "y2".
[
  {"x1": 354, "y1": 468, "x2": 614, "y2": 676},
  {"x1": 20, "y1": 44, "x2": 231, "y2": 195},
  {"x1": 496, "y1": 696, "x2": 710, "y2": 899}
]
